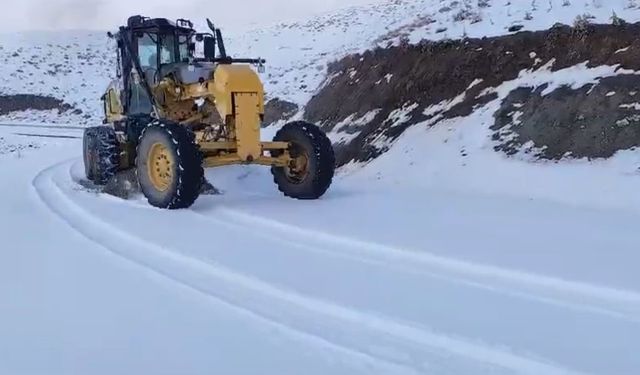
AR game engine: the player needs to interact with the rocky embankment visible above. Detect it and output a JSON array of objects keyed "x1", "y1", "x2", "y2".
[{"x1": 303, "y1": 21, "x2": 640, "y2": 165}]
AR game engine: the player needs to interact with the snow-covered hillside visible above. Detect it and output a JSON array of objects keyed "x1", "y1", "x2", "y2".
[
  {"x1": 234, "y1": 0, "x2": 640, "y2": 104},
  {"x1": 0, "y1": 31, "x2": 113, "y2": 124},
  {"x1": 1, "y1": 0, "x2": 638, "y2": 123}
]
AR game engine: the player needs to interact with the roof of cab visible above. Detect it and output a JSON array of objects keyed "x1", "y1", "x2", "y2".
[{"x1": 125, "y1": 16, "x2": 194, "y2": 32}]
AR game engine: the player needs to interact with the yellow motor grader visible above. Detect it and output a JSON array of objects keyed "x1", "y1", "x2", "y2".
[{"x1": 83, "y1": 16, "x2": 335, "y2": 209}]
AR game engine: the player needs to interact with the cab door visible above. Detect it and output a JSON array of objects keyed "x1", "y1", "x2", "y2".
[
  {"x1": 128, "y1": 33, "x2": 157, "y2": 115},
  {"x1": 102, "y1": 81, "x2": 124, "y2": 123}
]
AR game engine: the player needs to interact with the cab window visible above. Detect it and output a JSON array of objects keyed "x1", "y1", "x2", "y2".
[
  {"x1": 178, "y1": 34, "x2": 189, "y2": 62},
  {"x1": 138, "y1": 34, "x2": 158, "y2": 69},
  {"x1": 160, "y1": 34, "x2": 177, "y2": 65}
]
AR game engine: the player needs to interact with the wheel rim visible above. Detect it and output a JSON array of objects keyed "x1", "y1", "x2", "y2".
[
  {"x1": 285, "y1": 143, "x2": 310, "y2": 184},
  {"x1": 147, "y1": 142, "x2": 174, "y2": 192}
]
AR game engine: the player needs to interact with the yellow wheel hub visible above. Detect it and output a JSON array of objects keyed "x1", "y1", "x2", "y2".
[
  {"x1": 286, "y1": 148, "x2": 310, "y2": 183},
  {"x1": 147, "y1": 143, "x2": 174, "y2": 191}
]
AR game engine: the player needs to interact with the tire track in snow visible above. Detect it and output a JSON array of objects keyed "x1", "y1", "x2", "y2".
[
  {"x1": 33, "y1": 159, "x2": 586, "y2": 375},
  {"x1": 32, "y1": 160, "x2": 420, "y2": 375},
  {"x1": 207, "y1": 207, "x2": 640, "y2": 320},
  {"x1": 185, "y1": 208, "x2": 640, "y2": 323},
  {"x1": 64, "y1": 158, "x2": 640, "y2": 322}
]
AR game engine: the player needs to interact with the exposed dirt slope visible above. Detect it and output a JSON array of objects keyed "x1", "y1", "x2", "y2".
[
  {"x1": 263, "y1": 98, "x2": 299, "y2": 127},
  {"x1": 306, "y1": 22, "x2": 640, "y2": 165},
  {"x1": 0, "y1": 94, "x2": 76, "y2": 116},
  {"x1": 493, "y1": 75, "x2": 640, "y2": 159}
]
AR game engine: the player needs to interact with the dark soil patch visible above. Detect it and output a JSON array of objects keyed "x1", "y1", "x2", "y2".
[
  {"x1": 305, "y1": 22, "x2": 640, "y2": 165},
  {"x1": 264, "y1": 98, "x2": 299, "y2": 126},
  {"x1": 0, "y1": 94, "x2": 74, "y2": 116},
  {"x1": 493, "y1": 75, "x2": 640, "y2": 159}
]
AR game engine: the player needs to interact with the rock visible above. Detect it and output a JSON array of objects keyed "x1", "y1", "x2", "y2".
[
  {"x1": 508, "y1": 25, "x2": 524, "y2": 32},
  {"x1": 492, "y1": 75, "x2": 640, "y2": 159},
  {"x1": 263, "y1": 98, "x2": 299, "y2": 127}
]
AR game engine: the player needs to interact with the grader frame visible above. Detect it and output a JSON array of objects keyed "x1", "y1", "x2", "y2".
[{"x1": 85, "y1": 15, "x2": 335, "y2": 209}]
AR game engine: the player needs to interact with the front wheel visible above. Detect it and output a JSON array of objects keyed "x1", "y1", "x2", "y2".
[
  {"x1": 136, "y1": 120, "x2": 204, "y2": 209},
  {"x1": 271, "y1": 121, "x2": 335, "y2": 199},
  {"x1": 82, "y1": 126, "x2": 119, "y2": 185}
]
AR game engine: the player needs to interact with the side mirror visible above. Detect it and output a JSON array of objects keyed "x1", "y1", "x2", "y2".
[{"x1": 203, "y1": 37, "x2": 216, "y2": 60}]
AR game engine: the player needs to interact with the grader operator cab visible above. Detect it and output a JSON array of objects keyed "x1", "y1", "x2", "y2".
[{"x1": 83, "y1": 16, "x2": 335, "y2": 209}]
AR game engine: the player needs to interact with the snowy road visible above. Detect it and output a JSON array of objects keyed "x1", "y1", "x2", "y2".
[{"x1": 1, "y1": 124, "x2": 639, "y2": 374}]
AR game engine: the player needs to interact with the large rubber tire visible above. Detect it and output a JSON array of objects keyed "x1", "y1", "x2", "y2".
[
  {"x1": 83, "y1": 127, "x2": 96, "y2": 181},
  {"x1": 271, "y1": 121, "x2": 335, "y2": 199},
  {"x1": 136, "y1": 120, "x2": 204, "y2": 209},
  {"x1": 83, "y1": 126, "x2": 119, "y2": 185}
]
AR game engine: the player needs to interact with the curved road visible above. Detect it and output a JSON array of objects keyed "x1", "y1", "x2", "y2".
[{"x1": 1, "y1": 124, "x2": 639, "y2": 374}]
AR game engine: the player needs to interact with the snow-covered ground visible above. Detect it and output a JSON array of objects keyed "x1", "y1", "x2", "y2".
[
  {"x1": 2, "y1": 0, "x2": 640, "y2": 374},
  {"x1": 1, "y1": 123, "x2": 639, "y2": 374}
]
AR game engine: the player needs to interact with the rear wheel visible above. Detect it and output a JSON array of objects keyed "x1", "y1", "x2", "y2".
[
  {"x1": 271, "y1": 121, "x2": 335, "y2": 199},
  {"x1": 83, "y1": 128, "x2": 96, "y2": 180},
  {"x1": 136, "y1": 120, "x2": 204, "y2": 209},
  {"x1": 82, "y1": 126, "x2": 119, "y2": 185}
]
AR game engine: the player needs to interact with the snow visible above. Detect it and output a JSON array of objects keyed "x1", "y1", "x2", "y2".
[
  {"x1": 388, "y1": 103, "x2": 420, "y2": 128},
  {"x1": 620, "y1": 102, "x2": 640, "y2": 110},
  {"x1": 615, "y1": 46, "x2": 631, "y2": 54},
  {"x1": 1, "y1": 122, "x2": 639, "y2": 374},
  {"x1": 422, "y1": 85, "x2": 475, "y2": 126},
  {"x1": 478, "y1": 60, "x2": 635, "y2": 99},
  {"x1": 328, "y1": 109, "x2": 381, "y2": 145}
]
